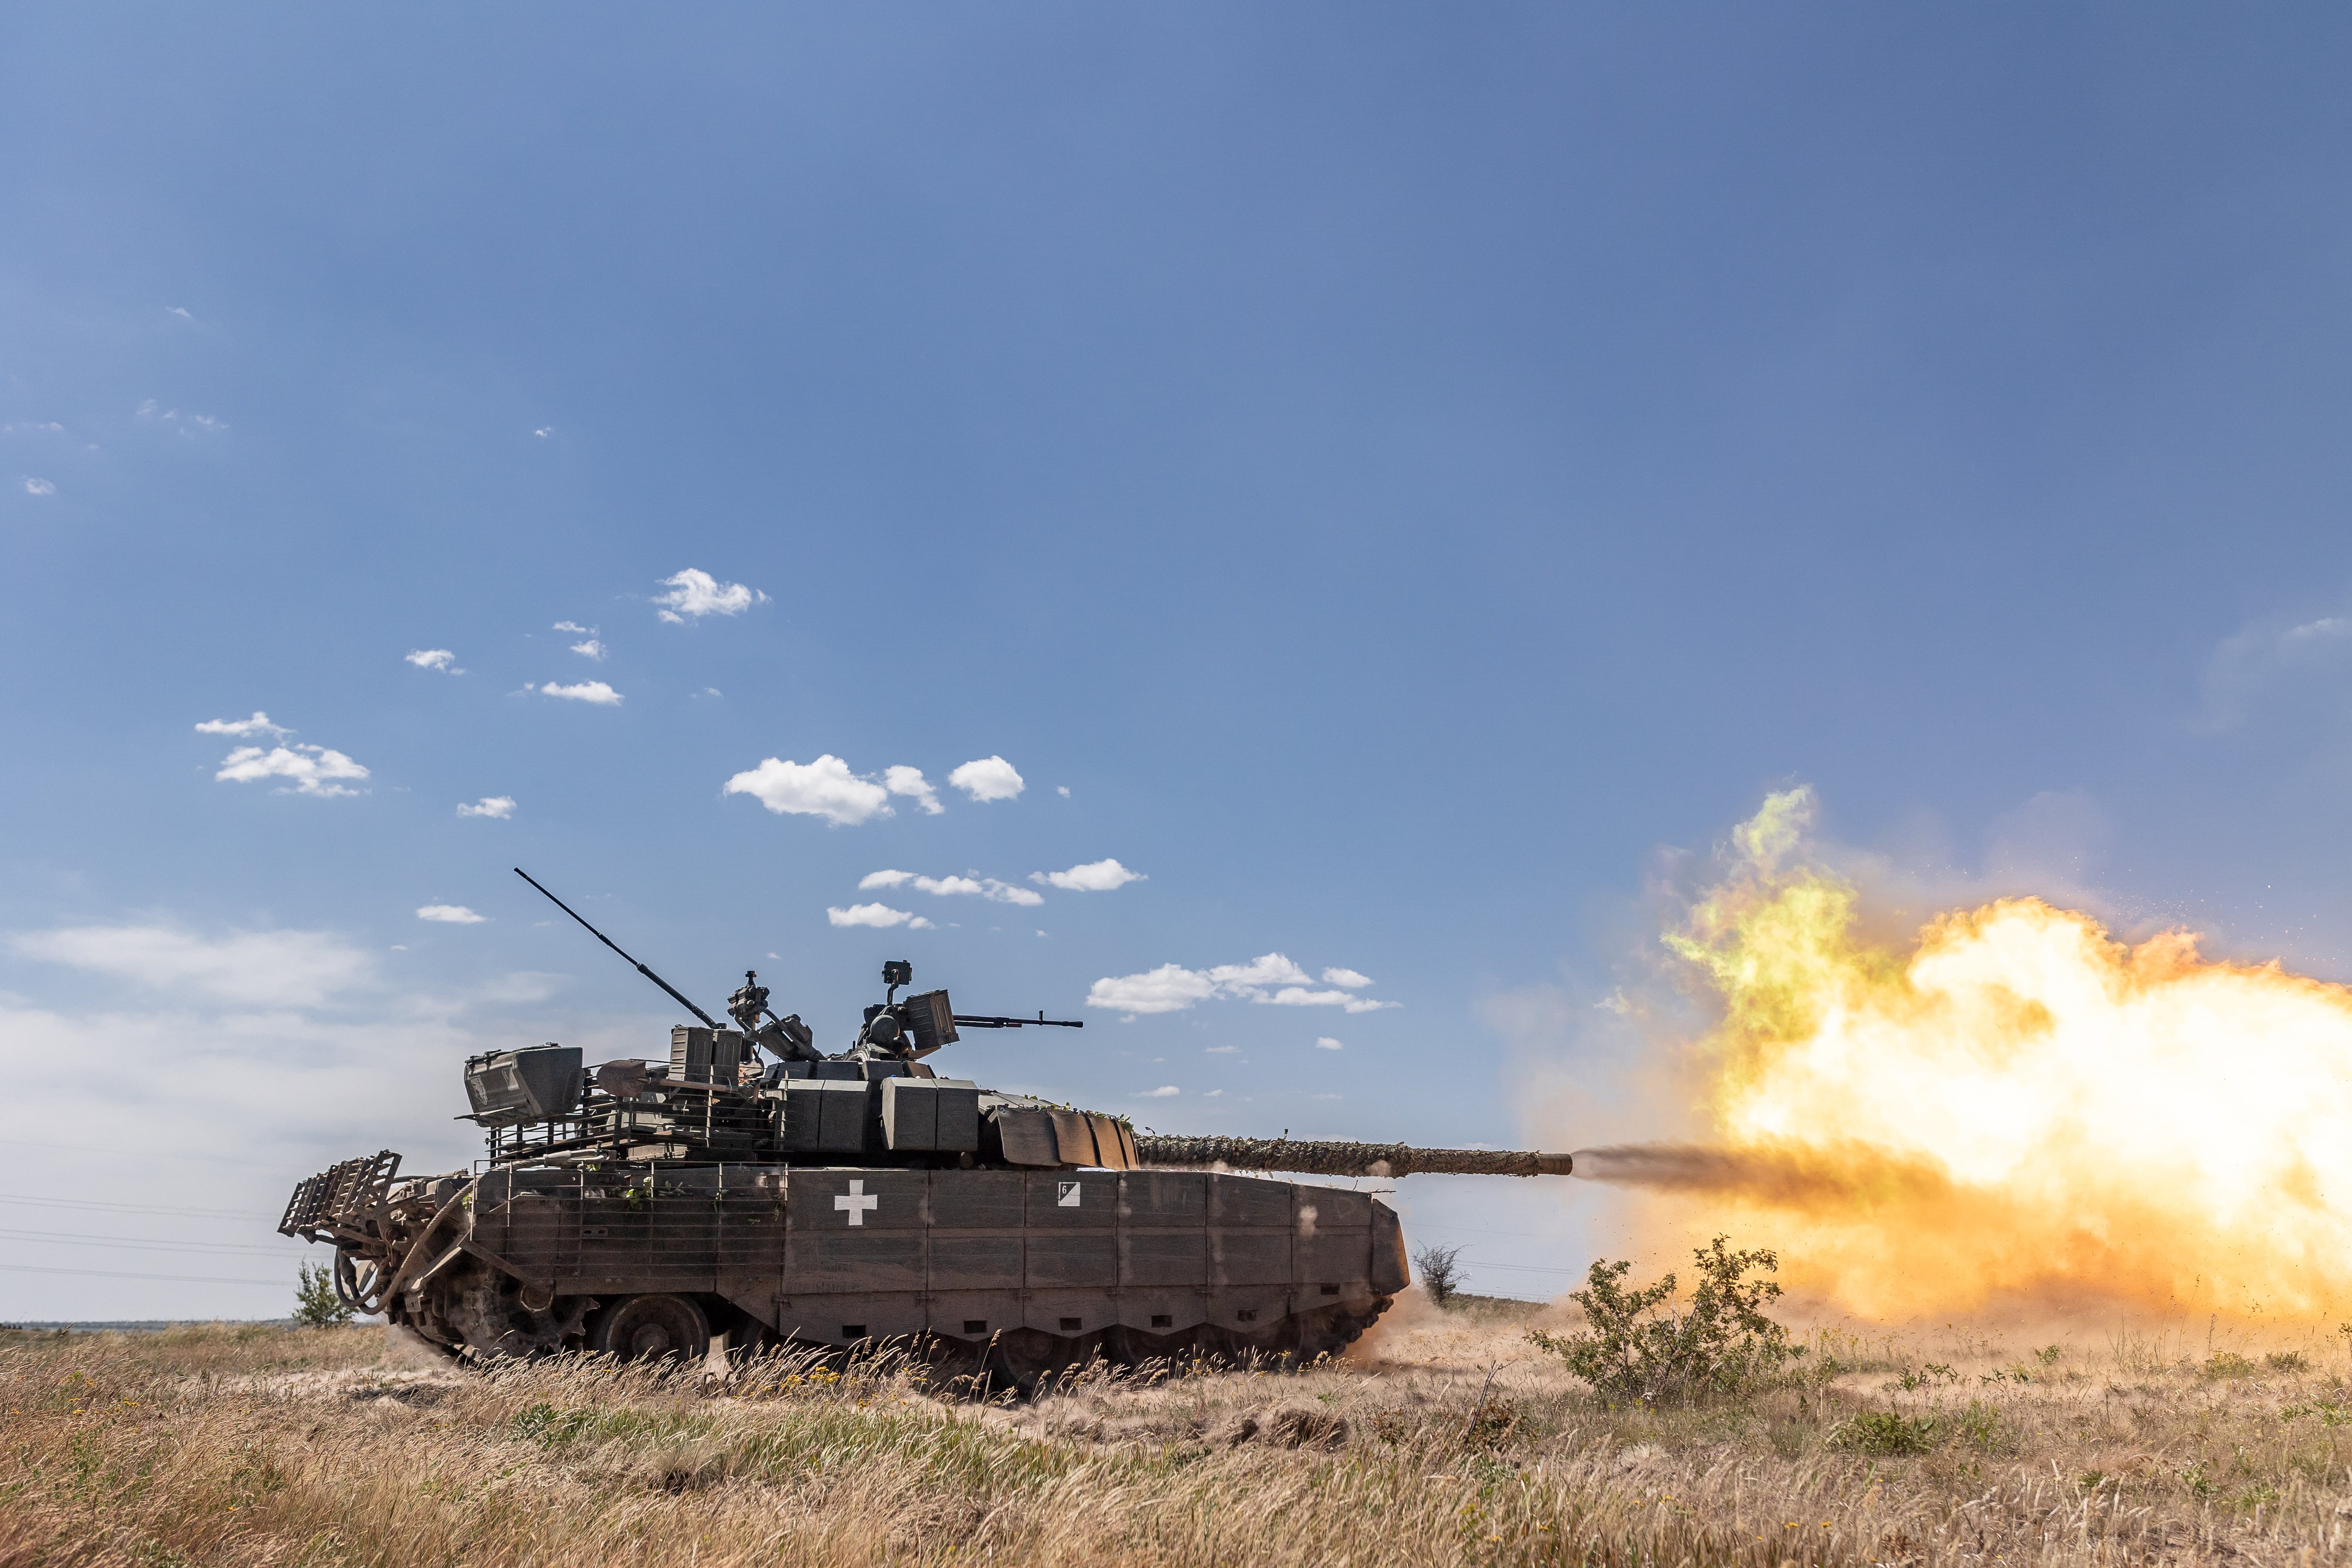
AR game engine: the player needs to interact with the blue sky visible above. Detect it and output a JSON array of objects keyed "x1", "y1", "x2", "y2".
[{"x1": 5, "y1": 5, "x2": 2352, "y2": 1318}]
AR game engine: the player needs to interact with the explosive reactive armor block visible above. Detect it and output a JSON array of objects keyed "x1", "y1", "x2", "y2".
[
  {"x1": 780, "y1": 1079, "x2": 873, "y2": 1154},
  {"x1": 880, "y1": 1077, "x2": 980, "y2": 1152},
  {"x1": 670, "y1": 1026, "x2": 749, "y2": 1086},
  {"x1": 463, "y1": 1046, "x2": 583, "y2": 1126}
]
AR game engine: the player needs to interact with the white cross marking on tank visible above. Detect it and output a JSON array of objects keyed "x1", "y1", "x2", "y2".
[{"x1": 835, "y1": 1180, "x2": 878, "y2": 1226}]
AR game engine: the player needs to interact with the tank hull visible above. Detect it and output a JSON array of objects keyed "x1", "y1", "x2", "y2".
[{"x1": 381, "y1": 1161, "x2": 1402, "y2": 1370}]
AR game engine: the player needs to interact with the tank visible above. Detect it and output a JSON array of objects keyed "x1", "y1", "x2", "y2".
[{"x1": 278, "y1": 871, "x2": 1573, "y2": 1377}]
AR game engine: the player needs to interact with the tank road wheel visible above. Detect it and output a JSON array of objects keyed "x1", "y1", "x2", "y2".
[
  {"x1": 1287, "y1": 1299, "x2": 1392, "y2": 1361},
  {"x1": 587, "y1": 1294, "x2": 711, "y2": 1362}
]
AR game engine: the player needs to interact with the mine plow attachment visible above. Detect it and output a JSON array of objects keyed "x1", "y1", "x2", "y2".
[
  {"x1": 279, "y1": 1150, "x2": 403, "y2": 1242},
  {"x1": 1130, "y1": 1137, "x2": 1573, "y2": 1179},
  {"x1": 280, "y1": 1150, "x2": 407, "y2": 1313}
]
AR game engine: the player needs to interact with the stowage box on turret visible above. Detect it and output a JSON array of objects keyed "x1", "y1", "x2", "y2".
[{"x1": 279, "y1": 872, "x2": 1573, "y2": 1376}]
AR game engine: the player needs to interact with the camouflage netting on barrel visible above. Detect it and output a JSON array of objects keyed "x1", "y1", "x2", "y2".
[{"x1": 1130, "y1": 1136, "x2": 1572, "y2": 1179}]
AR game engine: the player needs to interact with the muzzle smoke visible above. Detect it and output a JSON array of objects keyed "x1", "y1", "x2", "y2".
[
  {"x1": 1571, "y1": 1141, "x2": 1956, "y2": 1207},
  {"x1": 1605, "y1": 788, "x2": 2352, "y2": 1321}
]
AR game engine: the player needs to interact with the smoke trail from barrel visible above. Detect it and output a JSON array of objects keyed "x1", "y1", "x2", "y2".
[{"x1": 1571, "y1": 1141, "x2": 1958, "y2": 1208}]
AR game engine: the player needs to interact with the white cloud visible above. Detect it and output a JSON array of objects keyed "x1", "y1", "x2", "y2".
[
  {"x1": 1139, "y1": 1085, "x2": 1180, "y2": 1098},
  {"x1": 553, "y1": 621, "x2": 591, "y2": 634},
  {"x1": 865, "y1": 870, "x2": 1042, "y2": 906},
  {"x1": 654, "y1": 568, "x2": 765, "y2": 623},
  {"x1": 1087, "y1": 951, "x2": 1397, "y2": 1016},
  {"x1": 826, "y1": 903, "x2": 933, "y2": 930},
  {"x1": 416, "y1": 905, "x2": 487, "y2": 924},
  {"x1": 1033, "y1": 858, "x2": 1145, "y2": 892},
  {"x1": 1315, "y1": 1036, "x2": 1345, "y2": 1051},
  {"x1": 1206, "y1": 1044, "x2": 1240, "y2": 1055},
  {"x1": 1087, "y1": 963, "x2": 1220, "y2": 1015},
  {"x1": 1321, "y1": 967, "x2": 1373, "y2": 989},
  {"x1": 2196, "y1": 609, "x2": 2352, "y2": 730},
  {"x1": 456, "y1": 796, "x2": 516, "y2": 819},
  {"x1": 194, "y1": 711, "x2": 288, "y2": 739},
  {"x1": 135, "y1": 401, "x2": 225, "y2": 436},
  {"x1": 167, "y1": 306, "x2": 194, "y2": 320},
  {"x1": 5, "y1": 422, "x2": 66, "y2": 436},
  {"x1": 11, "y1": 923, "x2": 374, "y2": 1007},
  {"x1": 24, "y1": 478, "x2": 55, "y2": 496},
  {"x1": 215, "y1": 744, "x2": 370, "y2": 797},
  {"x1": 1057, "y1": 786, "x2": 1070, "y2": 797},
  {"x1": 0, "y1": 951, "x2": 639, "y2": 1317},
  {"x1": 948, "y1": 756, "x2": 1024, "y2": 802},
  {"x1": 537, "y1": 680, "x2": 621, "y2": 705},
  {"x1": 569, "y1": 639, "x2": 606, "y2": 661},
  {"x1": 725, "y1": 756, "x2": 891, "y2": 825},
  {"x1": 1207, "y1": 954, "x2": 1315, "y2": 990},
  {"x1": 405, "y1": 649, "x2": 461, "y2": 673},
  {"x1": 533, "y1": 427, "x2": 553, "y2": 438},
  {"x1": 884, "y1": 765, "x2": 943, "y2": 815}
]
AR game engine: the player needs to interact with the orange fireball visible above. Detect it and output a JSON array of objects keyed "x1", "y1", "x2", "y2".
[{"x1": 1637, "y1": 789, "x2": 2352, "y2": 1321}]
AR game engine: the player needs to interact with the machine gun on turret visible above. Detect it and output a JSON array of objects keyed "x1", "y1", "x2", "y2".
[{"x1": 849, "y1": 958, "x2": 1083, "y2": 1060}]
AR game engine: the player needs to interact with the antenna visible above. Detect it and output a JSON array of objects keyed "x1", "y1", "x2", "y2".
[{"x1": 512, "y1": 868, "x2": 723, "y2": 1030}]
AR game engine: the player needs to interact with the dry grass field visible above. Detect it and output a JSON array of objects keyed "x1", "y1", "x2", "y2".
[{"x1": 5, "y1": 1294, "x2": 2351, "y2": 1567}]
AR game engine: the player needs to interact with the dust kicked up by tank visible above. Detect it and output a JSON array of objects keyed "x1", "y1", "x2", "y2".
[
  {"x1": 1566, "y1": 788, "x2": 2352, "y2": 1322},
  {"x1": 278, "y1": 869, "x2": 1574, "y2": 1376}
]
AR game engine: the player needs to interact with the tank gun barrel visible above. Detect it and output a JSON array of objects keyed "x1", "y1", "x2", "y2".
[
  {"x1": 1130, "y1": 1135, "x2": 1572, "y2": 1179},
  {"x1": 513, "y1": 867, "x2": 723, "y2": 1030}
]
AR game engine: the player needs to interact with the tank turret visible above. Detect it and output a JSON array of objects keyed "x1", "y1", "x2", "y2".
[{"x1": 278, "y1": 873, "x2": 1571, "y2": 1377}]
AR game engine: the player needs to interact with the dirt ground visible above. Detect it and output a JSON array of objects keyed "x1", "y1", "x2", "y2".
[{"x1": 4, "y1": 1294, "x2": 2349, "y2": 1566}]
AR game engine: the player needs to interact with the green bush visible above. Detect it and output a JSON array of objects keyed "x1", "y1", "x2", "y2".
[
  {"x1": 1828, "y1": 1411, "x2": 1938, "y2": 1456},
  {"x1": 292, "y1": 1261, "x2": 354, "y2": 1328},
  {"x1": 1952, "y1": 1400, "x2": 2012, "y2": 1455},
  {"x1": 1526, "y1": 1235, "x2": 1795, "y2": 1406}
]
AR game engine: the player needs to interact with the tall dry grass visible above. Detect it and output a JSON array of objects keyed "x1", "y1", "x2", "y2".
[{"x1": 3, "y1": 1300, "x2": 2349, "y2": 1566}]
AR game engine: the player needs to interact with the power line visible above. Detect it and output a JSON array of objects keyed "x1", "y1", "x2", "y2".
[
  {"x1": 1455, "y1": 1258, "x2": 1586, "y2": 1275},
  {"x1": 0, "y1": 1262, "x2": 286, "y2": 1287},
  {"x1": 1403, "y1": 1219, "x2": 1573, "y2": 1242},
  {"x1": 0, "y1": 1194, "x2": 272, "y2": 1221},
  {"x1": 0, "y1": 1228, "x2": 297, "y2": 1257}
]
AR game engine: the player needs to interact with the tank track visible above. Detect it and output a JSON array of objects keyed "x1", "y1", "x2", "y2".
[{"x1": 392, "y1": 1254, "x2": 1390, "y2": 1384}]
